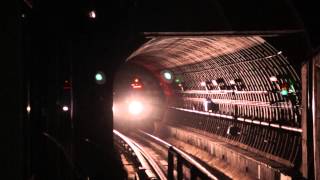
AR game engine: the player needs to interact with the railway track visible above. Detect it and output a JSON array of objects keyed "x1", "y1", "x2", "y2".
[{"x1": 114, "y1": 129, "x2": 230, "y2": 180}]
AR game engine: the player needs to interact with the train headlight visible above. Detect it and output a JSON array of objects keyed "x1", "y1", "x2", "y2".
[
  {"x1": 62, "y1": 105, "x2": 69, "y2": 112},
  {"x1": 128, "y1": 101, "x2": 143, "y2": 115}
]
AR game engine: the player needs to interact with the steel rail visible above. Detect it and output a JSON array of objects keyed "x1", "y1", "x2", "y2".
[
  {"x1": 139, "y1": 130, "x2": 229, "y2": 180},
  {"x1": 114, "y1": 130, "x2": 164, "y2": 180}
]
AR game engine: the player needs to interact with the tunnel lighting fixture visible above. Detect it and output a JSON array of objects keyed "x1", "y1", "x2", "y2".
[
  {"x1": 200, "y1": 82, "x2": 206, "y2": 86},
  {"x1": 89, "y1": 10, "x2": 96, "y2": 19},
  {"x1": 128, "y1": 101, "x2": 143, "y2": 115},
  {"x1": 161, "y1": 70, "x2": 174, "y2": 83},
  {"x1": 164, "y1": 72, "x2": 172, "y2": 80},
  {"x1": 229, "y1": 80, "x2": 235, "y2": 85},
  {"x1": 62, "y1": 105, "x2": 69, "y2": 112},
  {"x1": 269, "y1": 76, "x2": 278, "y2": 82},
  {"x1": 212, "y1": 80, "x2": 218, "y2": 86},
  {"x1": 178, "y1": 83, "x2": 184, "y2": 91},
  {"x1": 26, "y1": 105, "x2": 31, "y2": 113}
]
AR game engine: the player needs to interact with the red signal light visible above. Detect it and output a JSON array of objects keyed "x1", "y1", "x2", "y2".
[
  {"x1": 63, "y1": 80, "x2": 72, "y2": 90},
  {"x1": 131, "y1": 83, "x2": 142, "y2": 89},
  {"x1": 131, "y1": 78, "x2": 143, "y2": 89}
]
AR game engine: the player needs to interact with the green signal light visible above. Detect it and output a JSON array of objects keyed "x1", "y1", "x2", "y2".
[
  {"x1": 175, "y1": 78, "x2": 180, "y2": 83},
  {"x1": 95, "y1": 71, "x2": 106, "y2": 85},
  {"x1": 280, "y1": 89, "x2": 288, "y2": 96},
  {"x1": 95, "y1": 73, "x2": 103, "y2": 81}
]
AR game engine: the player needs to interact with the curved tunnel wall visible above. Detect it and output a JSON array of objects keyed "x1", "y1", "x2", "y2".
[
  {"x1": 126, "y1": 35, "x2": 303, "y2": 167},
  {"x1": 128, "y1": 36, "x2": 301, "y2": 128}
]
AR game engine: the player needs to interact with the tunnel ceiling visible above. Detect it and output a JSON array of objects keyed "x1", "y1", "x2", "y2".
[
  {"x1": 127, "y1": 36, "x2": 300, "y2": 90},
  {"x1": 128, "y1": 36, "x2": 267, "y2": 69}
]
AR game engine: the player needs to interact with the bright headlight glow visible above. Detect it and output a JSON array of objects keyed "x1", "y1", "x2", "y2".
[
  {"x1": 89, "y1": 10, "x2": 96, "y2": 19},
  {"x1": 62, "y1": 105, "x2": 69, "y2": 112},
  {"x1": 128, "y1": 101, "x2": 143, "y2": 115},
  {"x1": 26, "y1": 105, "x2": 31, "y2": 113}
]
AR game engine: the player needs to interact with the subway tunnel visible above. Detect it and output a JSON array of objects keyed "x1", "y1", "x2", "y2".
[
  {"x1": 3, "y1": 0, "x2": 320, "y2": 180},
  {"x1": 112, "y1": 34, "x2": 307, "y2": 179}
]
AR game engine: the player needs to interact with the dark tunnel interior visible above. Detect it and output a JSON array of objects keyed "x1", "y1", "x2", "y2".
[{"x1": 2, "y1": 0, "x2": 320, "y2": 179}]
